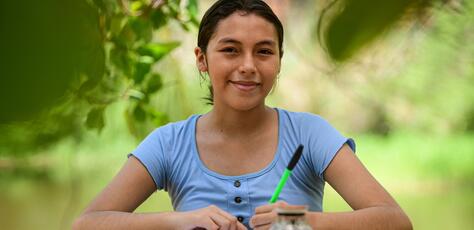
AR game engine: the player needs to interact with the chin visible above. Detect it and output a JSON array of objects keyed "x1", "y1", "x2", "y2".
[{"x1": 229, "y1": 99, "x2": 264, "y2": 112}]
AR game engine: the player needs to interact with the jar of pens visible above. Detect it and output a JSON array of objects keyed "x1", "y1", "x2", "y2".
[{"x1": 269, "y1": 206, "x2": 312, "y2": 230}]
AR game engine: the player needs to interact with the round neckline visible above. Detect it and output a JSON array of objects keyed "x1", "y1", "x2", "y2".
[{"x1": 191, "y1": 108, "x2": 282, "y2": 180}]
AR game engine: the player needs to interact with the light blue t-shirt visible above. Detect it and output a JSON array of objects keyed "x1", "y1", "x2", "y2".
[{"x1": 130, "y1": 108, "x2": 355, "y2": 228}]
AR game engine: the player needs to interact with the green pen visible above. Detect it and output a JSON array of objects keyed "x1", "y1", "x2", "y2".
[{"x1": 269, "y1": 144, "x2": 304, "y2": 203}]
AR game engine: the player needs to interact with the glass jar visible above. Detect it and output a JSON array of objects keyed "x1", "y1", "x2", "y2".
[{"x1": 269, "y1": 207, "x2": 312, "y2": 230}]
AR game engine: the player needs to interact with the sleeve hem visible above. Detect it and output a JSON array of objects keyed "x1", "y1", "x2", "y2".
[
  {"x1": 320, "y1": 138, "x2": 356, "y2": 181},
  {"x1": 128, "y1": 153, "x2": 160, "y2": 190}
]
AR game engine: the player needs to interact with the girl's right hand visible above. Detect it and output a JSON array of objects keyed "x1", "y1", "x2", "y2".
[{"x1": 176, "y1": 205, "x2": 247, "y2": 230}]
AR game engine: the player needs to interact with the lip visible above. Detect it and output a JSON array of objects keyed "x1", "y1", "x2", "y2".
[{"x1": 229, "y1": 80, "x2": 260, "y2": 91}]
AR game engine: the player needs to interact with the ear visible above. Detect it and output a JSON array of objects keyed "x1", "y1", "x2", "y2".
[{"x1": 194, "y1": 47, "x2": 208, "y2": 72}]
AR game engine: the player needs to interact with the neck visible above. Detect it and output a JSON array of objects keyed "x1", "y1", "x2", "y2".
[{"x1": 204, "y1": 104, "x2": 275, "y2": 138}]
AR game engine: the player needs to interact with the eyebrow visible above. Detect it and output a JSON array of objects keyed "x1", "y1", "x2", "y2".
[{"x1": 217, "y1": 37, "x2": 276, "y2": 47}]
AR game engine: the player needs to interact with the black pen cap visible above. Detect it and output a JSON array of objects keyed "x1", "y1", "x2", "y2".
[{"x1": 287, "y1": 144, "x2": 304, "y2": 171}]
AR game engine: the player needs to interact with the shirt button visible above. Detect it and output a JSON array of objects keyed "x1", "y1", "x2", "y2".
[
  {"x1": 234, "y1": 180, "x2": 241, "y2": 187},
  {"x1": 234, "y1": 196, "x2": 242, "y2": 203},
  {"x1": 237, "y1": 216, "x2": 244, "y2": 222}
]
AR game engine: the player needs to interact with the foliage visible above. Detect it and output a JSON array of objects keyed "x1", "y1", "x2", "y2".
[
  {"x1": 289, "y1": 0, "x2": 473, "y2": 135},
  {"x1": 319, "y1": 0, "x2": 436, "y2": 62},
  {"x1": 88, "y1": 0, "x2": 199, "y2": 139},
  {"x1": 1, "y1": 0, "x2": 471, "y2": 155},
  {"x1": 0, "y1": 0, "x2": 105, "y2": 124},
  {"x1": 378, "y1": 0, "x2": 474, "y2": 134},
  {"x1": 0, "y1": 0, "x2": 199, "y2": 155}
]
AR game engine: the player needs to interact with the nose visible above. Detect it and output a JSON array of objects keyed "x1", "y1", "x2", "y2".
[{"x1": 238, "y1": 53, "x2": 256, "y2": 75}]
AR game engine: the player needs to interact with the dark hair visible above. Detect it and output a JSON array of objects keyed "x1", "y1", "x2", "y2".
[{"x1": 197, "y1": 0, "x2": 284, "y2": 104}]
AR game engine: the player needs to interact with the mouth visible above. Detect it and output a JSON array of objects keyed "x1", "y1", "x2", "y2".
[{"x1": 229, "y1": 80, "x2": 261, "y2": 91}]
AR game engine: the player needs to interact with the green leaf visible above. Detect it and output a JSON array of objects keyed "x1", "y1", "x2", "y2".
[
  {"x1": 167, "y1": 1, "x2": 180, "y2": 18},
  {"x1": 129, "y1": 17, "x2": 153, "y2": 43},
  {"x1": 0, "y1": 0, "x2": 104, "y2": 124},
  {"x1": 322, "y1": 0, "x2": 414, "y2": 61},
  {"x1": 110, "y1": 15, "x2": 126, "y2": 37},
  {"x1": 186, "y1": 0, "x2": 199, "y2": 22},
  {"x1": 130, "y1": 1, "x2": 144, "y2": 12},
  {"x1": 137, "y1": 42, "x2": 180, "y2": 61},
  {"x1": 77, "y1": 77, "x2": 102, "y2": 96},
  {"x1": 149, "y1": 109, "x2": 169, "y2": 126},
  {"x1": 186, "y1": 0, "x2": 200, "y2": 27},
  {"x1": 92, "y1": 0, "x2": 118, "y2": 16},
  {"x1": 128, "y1": 89, "x2": 146, "y2": 101},
  {"x1": 110, "y1": 46, "x2": 133, "y2": 76},
  {"x1": 133, "y1": 103, "x2": 147, "y2": 122},
  {"x1": 85, "y1": 106, "x2": 106, "y2": 132},
  {"x1": 179, "y1": 21, "x2": 191, "y2": 32},
  {"x1": 116, "y1": 21, "x2": 137, "y2": 48},
  {"x1": 143, "y1": 73, "x2": 163, "y2": 94},
  {"x1": 134, "y1": 55, "x2": 154, "y2": 84},
  {"x1": 150, "y1": 8, "x2": 168, "y2": 29}
]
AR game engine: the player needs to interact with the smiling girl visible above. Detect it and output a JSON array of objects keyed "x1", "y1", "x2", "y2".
[{"x1": 73, "y1": 1, "x2": 412, "y2": 229}]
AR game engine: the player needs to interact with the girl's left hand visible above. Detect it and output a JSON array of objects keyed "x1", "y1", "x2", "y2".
[{"x1": 249, "y1": 201, "x2": 307, "y2": 229}]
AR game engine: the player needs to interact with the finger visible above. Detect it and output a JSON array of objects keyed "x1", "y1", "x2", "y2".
[
  {"x1": 209, "y1": 212, "x2": 234, "y2": 230},
  {"x1": 227, "y1": 218, "x2": 237, "y2": 230},
  {"x1": 253, "y1": 223, "x2": 271, "y2": 230},
  {"x1": 216, "y1": 210, "x2": 244, "y2": 230},
  {"x1": 255, "y1": 204, "x2": 273, "y2": 214},
  {"x1": 185, "y1": 211, "x2": 218, "y2": 230},
  {"x1": 250, "y1": 211, "x2": 276, "y2": 228},
  {"x1": 215, "y1": 208, "x2": 239, "y2": 223},
  {"x1": 194, "y1": 220, "x2": 219, "y2": 230},
  {"x1": 236, "y1": 221, "x2": 247, "y2": 230},
  {"x1": 274, "y1": 200, "x2": 289, "y2": 208},
  {"x1": 209, "y1": 206, "x2": 240, "y2": 229},
  {"x1": 279, "y1": 203, "x2": 308, "y2": 211},
  {"x1": 255, "y1": 201, "x2": 288, "y2": 214}
]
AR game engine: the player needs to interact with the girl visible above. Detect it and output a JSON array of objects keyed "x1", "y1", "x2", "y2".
[{"x1": 74, "y1": 0, "x2": 412, "y2": 229}]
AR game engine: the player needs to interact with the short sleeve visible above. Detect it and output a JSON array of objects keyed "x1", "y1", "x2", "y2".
[
  {"x1": 128, "y1": 127, "x2": 171, "y2": 191},
  {"x1": 302, "y1": 114, "x2": 355, "y2": 180}
]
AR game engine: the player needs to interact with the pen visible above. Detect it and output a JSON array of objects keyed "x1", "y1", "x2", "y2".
[{"x1": 269, "y1": 144, "x2": 304, "y2": 203}]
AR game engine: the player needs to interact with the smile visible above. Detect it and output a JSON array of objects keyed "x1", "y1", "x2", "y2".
[{"x1": 229, "y1": 80, "x2": 261, "y2": 91}]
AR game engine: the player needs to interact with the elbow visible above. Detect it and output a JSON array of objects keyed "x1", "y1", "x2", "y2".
[
  {"x1": 395, "y1": 208, "x2": 413, "y2": 230},
  {"x1": 401, "y1": 214, "x2": 413, "y2": 230},
  {"x1": 72, "y1": 215, "x2": 87, "y2": 230}
]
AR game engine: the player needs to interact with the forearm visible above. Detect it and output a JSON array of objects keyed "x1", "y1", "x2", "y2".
[
  {"x1": 72, "y1": 211, "x2": 180, "y2": 230},
  {"x1": 307, "y1": 206, "x2": 413, "y2": 230}
]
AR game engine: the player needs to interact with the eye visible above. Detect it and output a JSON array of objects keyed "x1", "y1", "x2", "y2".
[
  {"x1": 220, "y1": 47, "x2": 238, "y2": 54},
  {"x1": 258, "y1": 49, "x2": 274, "y2": 55}
]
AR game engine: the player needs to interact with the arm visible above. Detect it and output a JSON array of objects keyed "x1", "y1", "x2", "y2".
[
  {"x1": 305, "y1": 144, "x2": 413, "y2": 230},
  {"x1": 72, "y1": 156, "x2": 177, "y2": 229},
  {"x1": 73, "y1": 156, "x2": 246, "y2": 230},
  {"x1": 250, "y1": 144, "x2": 412, "y2": 230}
]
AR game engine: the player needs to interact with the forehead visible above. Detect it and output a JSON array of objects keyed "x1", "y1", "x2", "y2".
[{"x1": 210, "y1": 12, "x2": 278, "y2": 44}]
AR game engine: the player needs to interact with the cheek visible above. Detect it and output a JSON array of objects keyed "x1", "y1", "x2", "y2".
[
  {"x1": 261, "y1": 61, "x2": 280, "y2": 78},
  {"x1": 207, "y1": 59, "x2": 234, "y2": 77}
]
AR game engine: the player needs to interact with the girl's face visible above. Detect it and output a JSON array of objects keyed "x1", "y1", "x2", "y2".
[{"x1": 195, "y1": 12, "x2": 281, "y2": 112}]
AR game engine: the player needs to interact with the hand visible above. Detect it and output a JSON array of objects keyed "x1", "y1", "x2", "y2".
[
  {"x1": 177, "y1": 205, "x2": 247, "y2": 230},
  {"x1": 250, "y1": 201, "x2": 307, "y2": 230}
]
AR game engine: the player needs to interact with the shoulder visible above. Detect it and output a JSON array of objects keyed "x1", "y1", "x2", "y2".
[
  {"x1": 277, "y1": 108, "x2": 349, "y2": 146},
  {"x1": 138, "y1": 115, "x2": 198, "y2": 152},
  {"x1": 151, "y1": 115, "x2": 198, "y2": 138},
  {"x1": 277, "y1": 108, "x2": 332, "y2": 130}
]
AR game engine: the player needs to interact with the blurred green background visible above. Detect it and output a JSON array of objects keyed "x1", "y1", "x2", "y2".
[{"x1": 0, "y1": 0, "x2": 473, "y2": 229}]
